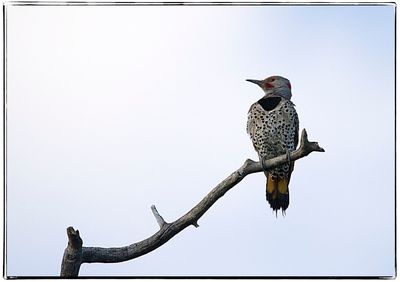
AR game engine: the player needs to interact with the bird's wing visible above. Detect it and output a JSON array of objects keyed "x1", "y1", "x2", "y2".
[
  {"x1": 288, "y1": 103, "x2": 299, "y2": 183},
  {"x1": 246, "y1": 103, "x2": 264, "y2": 152},
  {"x1": 293, "y1": 107, "x2": 299, "y2": 149},
  {"x1": 246, "y1": 103, "x2": 257, "y2": 135}
]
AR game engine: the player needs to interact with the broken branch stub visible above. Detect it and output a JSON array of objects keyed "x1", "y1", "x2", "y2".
[{"x1": 60, "y1": 227, "x2": 83, "y2": 277}]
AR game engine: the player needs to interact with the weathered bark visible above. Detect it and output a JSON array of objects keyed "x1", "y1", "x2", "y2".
[
  {"x1": 60, "y1": 129, "x2": 324, "y2": 277},
  {"x1": 60, "y1": 227, "x2": 83, "y2": 277}
]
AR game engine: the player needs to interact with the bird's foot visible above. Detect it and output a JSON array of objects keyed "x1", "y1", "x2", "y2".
[
  {"x1": 285, "y1": 148, "x2": 291, "y2": 164},
  {"x1": 261, "y1": 156, "x2": 268, "y2": 172}
]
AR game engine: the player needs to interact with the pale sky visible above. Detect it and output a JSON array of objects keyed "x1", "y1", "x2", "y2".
[{"x1": 5, "y1": 4, "x2": 395, "y2": 277}]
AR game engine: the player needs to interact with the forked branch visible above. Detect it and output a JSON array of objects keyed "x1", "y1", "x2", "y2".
[{"x1": 60, "y1": 129, "x2": 324, "y2": 277}]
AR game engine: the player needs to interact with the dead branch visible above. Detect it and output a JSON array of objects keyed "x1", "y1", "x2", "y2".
[{"x1": 60, "y1": 129, "x2": 324, "y2": 277}]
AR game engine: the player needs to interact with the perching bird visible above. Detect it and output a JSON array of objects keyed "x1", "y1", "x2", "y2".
[{"x1": 246, "y1": 75, "x2": 299, "y2": 214}]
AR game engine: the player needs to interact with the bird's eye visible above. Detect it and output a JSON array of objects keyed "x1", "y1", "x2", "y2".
[{"x1": 270, "y1": 78, "x2": 275, "y2": 82}]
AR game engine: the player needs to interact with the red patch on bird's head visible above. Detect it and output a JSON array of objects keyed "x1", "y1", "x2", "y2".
[
  {"x1": 264, "y1": 82, "x2": 274, "y2": 89},
  {"x1": 287, "y1": 82, "x2": 291, "y2": 89}
]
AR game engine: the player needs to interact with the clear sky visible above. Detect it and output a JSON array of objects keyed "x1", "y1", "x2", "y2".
[{"x1": 5, "y1": 4, "x2": 395, "y2": 277}]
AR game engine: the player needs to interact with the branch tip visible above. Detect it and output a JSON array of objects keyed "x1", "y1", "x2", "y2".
[
  {"x1": 299, "y1": 129, "x2": 325, "y2": 154},
  {"x1": 312, "y1": 142, "x2": 325, "y2": 152},
  {"x1": 301, "y1": 128, "x2": 308, "y2": 140},
  {"x1": 65, "y1": 226, "x2": 83, "y2": 249},
  {"x1": 66, "y1": 226, "x2": 75, "y2": 235},
  {"x1": 300, "y1": 128, "x2": 310, "y2": 146}
]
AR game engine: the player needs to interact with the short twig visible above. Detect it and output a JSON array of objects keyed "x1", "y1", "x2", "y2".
[{"x1": 151, "y1": 205, "x2": 167, "y2": 229}]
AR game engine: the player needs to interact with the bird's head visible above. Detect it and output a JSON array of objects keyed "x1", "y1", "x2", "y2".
[{"x1": 246, "y1": 75, "x2": 292, "y2": 100}]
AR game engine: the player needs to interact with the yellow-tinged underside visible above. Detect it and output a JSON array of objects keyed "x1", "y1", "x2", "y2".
[
  {"x1": 267, "y1": 176, "x2": 276, "y2": 194},
  {"x1": 278, "y1": 178, "x2": 289, "y2": 194},
  {"x1": 267, "y1": 175, "x2": 288, "y2": 200}
]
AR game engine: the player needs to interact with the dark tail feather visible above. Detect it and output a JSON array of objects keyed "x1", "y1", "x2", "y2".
[{"x1": 266, "y1": 175, "x2": 290, "y2": 213}]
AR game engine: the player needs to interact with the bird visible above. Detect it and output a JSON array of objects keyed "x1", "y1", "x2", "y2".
[{"x1": 246, "y1": 75, "x2": 299, "y2": 214}]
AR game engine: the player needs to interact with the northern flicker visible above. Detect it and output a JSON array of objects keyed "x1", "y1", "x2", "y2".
[{"x1": 246, "y1": 75, "x2": 299, "y2": 214}]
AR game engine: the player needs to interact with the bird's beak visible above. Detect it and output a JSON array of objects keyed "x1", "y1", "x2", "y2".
[{"x1": 246, "y1": 79, "x2": 263, "y2": 87}]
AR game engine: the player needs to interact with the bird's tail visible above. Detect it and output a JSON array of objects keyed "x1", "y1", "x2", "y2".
[{"x1": 266, "y1": 173, "x2": 289, "y2": 214}]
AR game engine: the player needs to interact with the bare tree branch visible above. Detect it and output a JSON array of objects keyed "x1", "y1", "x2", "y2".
[{"x1": 60, "y1": 129, "x2": 324, "y2": 277}]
